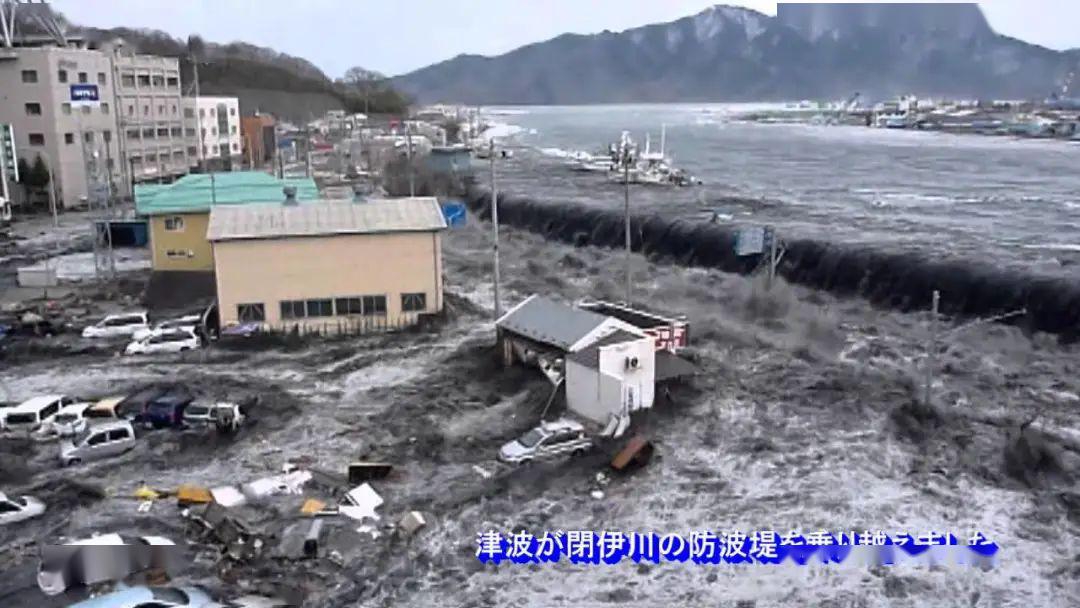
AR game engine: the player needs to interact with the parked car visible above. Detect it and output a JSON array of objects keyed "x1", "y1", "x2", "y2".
[
  {"x1": 82, "y1": 312, "x2": 149, "y2": 339},
  {"x1": 41, "y1": 401, "x2": 94, "y2": 437},
  {"x1": 0, "y1": 492, "x2": 46, "y2": 525},
  {"x1": 2, "y1": 394, "x2": 74, "y2": 432},
  {"x1": 132, "y1": 314, "x2": 203, "y2": 342},
  {"x1": 145, "y1": 390, "x2": 195, "y2": 429},
  {"x1": 85, "y1": 396, "x2": 125, "y2": 421},
  {"x1": 124, "y1": 328, "x2": 200, "y2": 355},
  {"x1": 67, "y1": 586, "x2": 218, "y2": 608},
  {"x1": 499, "y1": 418, "x2": 593, "y2": 465},
  {"x1": 38, "y1": 534, "x2": 177, "y2": 596},
  {"x1": 59, "y1": 421, "x2": 137, "y2": 467}
]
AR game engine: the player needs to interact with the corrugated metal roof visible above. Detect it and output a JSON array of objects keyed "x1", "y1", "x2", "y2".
[
  {"x1": 206, "y1": 197, "x2": 447, "y2": 242},
  {"x1": 496, "y1": 295, "x2": 610, "y2": 351},
  {"x1": 565, "y1": 330, "x2": 646, "y2": 370},
  {"x1": 135, "y1": 172, "x2": 320, "y2": 215}
]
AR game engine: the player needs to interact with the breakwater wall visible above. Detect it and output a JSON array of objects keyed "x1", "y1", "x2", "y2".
[{"x1": 464, "y1": 185, "x2": 1080, "y2": 340}]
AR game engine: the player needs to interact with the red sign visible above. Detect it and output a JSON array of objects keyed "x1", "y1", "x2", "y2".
[{"x1": 646, "y1": 324, "x2": 688, "y2": 353}]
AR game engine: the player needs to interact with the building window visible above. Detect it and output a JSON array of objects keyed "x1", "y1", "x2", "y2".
[
  {"x1": 127, "y1": 128, "x2": 140, "y2": 140},
  {"x1": 121, "y1": 73, "x2": 135, "y2": 87},
  {"x1": 163, "y1": 216, "x2": 184, "y2": 232},
  {"x1": 184, "y1": 108, "x2": 195, "y2": 119},
  {"x1": 81, "y1": 105, "x2": 91, "y2": 115},
  {"x1": 232, "y1": 143, "x2": 239, "y2": 152},
  {"x1": 77, "y1": 72, "x2": 87, "y2": 83},
  {"x1": 62, "y1": 102, "x2": 71, "y2": 115},
  {"x1": 21, "y1": 69, "x2": 38, "y2": 83},
  {"x1": 335, "y1": 297, "x2": 362, "y2": 315},
  {"x1": 402, "y1": 293, "x2": 427, "y2": 312},
  {"x1": 25, "y1": 102, "x2": 41, "y2": 115},
  {"x1": 100, "y1": 102, "x2": 110, "y2": 114},
  {"x1": 157, "y1": 127, "x2": 169, "y2": 137},
  {"x1": 280, "y1": 300, "x2": 306, "y2": 320},
  {"x1": 199, "y1": 108, "x2": 205, "y2": 118},
  {"x1": 127, "y1": 104, "x2": 134, "y2": 116},
  {"x1": 143, "y1": 128, "x2": 155, "y2": 139},
  {"x1": 146, "y1": 153, "x2": 157, "y2": 163},
  {"x1": 170, "y1": 127, "x2": 181, "y2": 137},
  {"x1": 137, "y1": 74, "x2": 150, "y2": 87},
  {"x1": 231, "y1": 125, "x2": 237, "y2": 135},
  {"x1": 103, "y1": 130, "x2": 111, "y2": 143},
  {"x1": 58, "y1": 69, "x2": 68, "y2": 83},
  {"x1": 143, "y1": 105, "x2": 150, "y2": 116},
  {"x1": 157, "y1": 105, "x2": 164, "y2": 115},
  {"x1": 306, "y1": 299, "x2": 333, "y2": 317},
  {"x1": 166, "y1": 76, "x2": 178, "y2": 88},
  {"x1": 185, "y1": 128, "x2": 195, "y2": 137},
  {"x1": 237, "y1": 303, "x2": 265, "y2": 322},
  {"x1": 211, "y1": 127, "x2": 217, "y2": 136},
  {"x1": 97, "y1": 72, "x2": 106, "y2": 85},
  {"x1": 84, "y1": 131, "x2": 94, "y2": 143},
  {"x1": 64, "y1": 133, "x2": 74, "y2": 144},
  {"x1": 28, "y1": 133, "x2": 44, "y2": 146},
  {"x1": 152, "y1": 75, "x2": 164, "y2": 87},
  {"x1": 209, "y1": 108, "x2": 215, "y2": 116},
  {"x1": 229, "y1": 107, "x2": 236, "y2": 116},
  {"x1": 187, "y1": 146, "x2": 197, "y2": 156},
  {"x1": 365, "y1": 295, "x2": 387, "y2": 315}
]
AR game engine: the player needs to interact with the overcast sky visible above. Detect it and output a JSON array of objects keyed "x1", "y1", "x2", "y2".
[{"x1": 50, "y1": 0, "x2": 1080, "y2": 78}]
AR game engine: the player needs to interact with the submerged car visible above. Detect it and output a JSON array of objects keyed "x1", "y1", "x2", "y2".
[
  {"x1": 0, "y1": 492, "x2": 46, "y2": 525},
  {"x1": 38, "y1": 534, "x2": 178, "y2": 596},
  {"x1": 144, "y1": 392, "x2": 194, "y2": 429},
  {"x1": 498, "y1": 418, "x2": 592, "y2": 465},
  {"x1": 59, "y1": 420, "x2": 136, "y2": 467},
  {"x1": 124, "y1": 328, "x2": 200, "y2": 355},
  {"x1": 67, "y1": 586, "x2": 216, "y2": 608},
  {"x1": 41, "y1": 401, "x2": 93, "y2": 437},
  {"x1": 131, "y1": 314, "x2": 202, "y2": 342},
  {"x1": 2, "y1": 394, "x2": 73, "y2": 432},
  {"x1": 81, "y1": 312, "x2": 149, "y2": 339}
]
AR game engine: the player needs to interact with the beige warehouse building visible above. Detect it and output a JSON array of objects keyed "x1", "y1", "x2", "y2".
[{"x1": 208, "y1": 196, "x2": 447, "y2": 334}]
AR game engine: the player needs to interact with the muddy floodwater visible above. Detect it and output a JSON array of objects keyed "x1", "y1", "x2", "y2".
[{"x1": 2, "y1": 204, "x2": 1079, "y2": 607}]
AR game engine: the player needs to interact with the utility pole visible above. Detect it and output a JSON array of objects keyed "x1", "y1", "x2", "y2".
[
  {"x1": 490, "y1": 139, "x2": 501, "y2": 320},
  {"x1": 766, "y1": 226, "x2": 778, "y2": 290},
  {"x1": 406, "y1": 122, "x2": 415, "y2": 197},
  {"x1": 923, "y1": 289, "x2": 940, "y2": 406},
  {"x1": 193, "y1": 59, "x2": 202, "y2": 171},
  {"x1": 622, "y1": 137, "x2": 632, "y2": 306}
]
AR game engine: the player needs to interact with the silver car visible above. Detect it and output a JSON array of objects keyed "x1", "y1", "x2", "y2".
[
  {"x1": 59, "y1": 421, "x2": 136, "y2": 467},
  {"x1": 498, "y1": 418, "x2": 592, "y2": 465}
]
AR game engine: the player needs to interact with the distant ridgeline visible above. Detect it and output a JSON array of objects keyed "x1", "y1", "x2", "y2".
[
  {"x1": 74, "y1": 26, "x2": 409, "y2": 119},
  {"x1": 395, "y1": 2, "x2": 1080, "y2": 104},
  {"x1": 463, "y1": 184, "x2": 1080, "y2": 342}
]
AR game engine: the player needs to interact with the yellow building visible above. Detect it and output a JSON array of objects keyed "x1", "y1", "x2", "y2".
[
  {"x1": 135, "y1": 172, "x2": 320, "y2": 272},
  {"x1": 207, "y1": 197, "x2": 447, "y2": 334}
]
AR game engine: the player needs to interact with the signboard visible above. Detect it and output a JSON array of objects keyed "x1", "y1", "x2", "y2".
[
  {"x1": 0, "y1": 124, "x2": 16, "y2": 181},
  {"x1": 69, "y1": 84, "x2": 100, "y2": 106},
  {"x1": 645, "y1": 323, "x2": 689, "y2": 353},
  {"x1": 735, "y1": 226, "x2": 766, "y2": 256}
]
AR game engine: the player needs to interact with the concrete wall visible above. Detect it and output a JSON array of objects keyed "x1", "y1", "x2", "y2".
[
  {"x1": 565, "y1": 336, "x2": 655, "y2": 426},
  {"x1": 149, "y1": 211, "x2": 214, "y2": 272},
  {"x1": 213, "y1": 230, "x2": 444, "y2": 333}
]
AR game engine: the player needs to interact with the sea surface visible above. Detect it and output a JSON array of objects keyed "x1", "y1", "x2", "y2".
[{"x1": 483, "y1": 103, "x2": 1080, "y2": 277}]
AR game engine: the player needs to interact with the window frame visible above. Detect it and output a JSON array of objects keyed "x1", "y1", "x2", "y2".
[
  {"x1": 305, "y1": 299, "x2": 333, "y2": 318},
  {"x1": 24, "y1": 102, "x2": 41, "y2": 115},
  {"x1": 402, "y1": 292, "x2": 427, "y2": 312},
  {"x1": 163, "y1": 216, "x2": 185, "y2": 232},
  {"x1": 21, "y1": 69, "x2": 38, "y2": 83},
  {"x1": 280, "y1": 300, "x2": 306, "y2": 320},
  {"x1": 28, "y1": 133, "x2": 45, "y2": 146},
  {"x1": 237, "y1": 303, "x2": 266, "y2": 322}
]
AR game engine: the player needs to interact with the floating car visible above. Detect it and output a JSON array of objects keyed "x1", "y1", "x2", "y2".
[
  {"x1": 131, "y1": 314, "x2": 202, "y2": 342},
  {"x1": 41, "y1": 401, "x2": 94, "y2": 437},
  {"x1": 82, "y1": 312, "x2": 150, "y2": 339},
  {"x1": 67, "y1": 586, "x2": 218, "y2": 608},
  {"x1": 0, "y1": 492, "x2": 46, "y2": 525},
  {"x1": 183, "y1": 400, "x2": 249, "y2": 433},
  {"x1": 124, "y1": 328, "x2": 200, "y2": 355},
  {"x1": 144, "y1": 391, "x2": 194, "y2": 429},
  {"x1": 85, "y1": 396, "x2": 125, "y2": 421},
  {"x1": 498, "y1": 418, "x2": 592, "y2": 465},
  {"x1": 2, "y1": 394, "x2": 74, "y2": 432},
  {"x1": 38, "y1": 534, "x2": 178, "y2": 596},
  {"x1": 59, "y1": 420, "x2": 137, "y2": 467}
]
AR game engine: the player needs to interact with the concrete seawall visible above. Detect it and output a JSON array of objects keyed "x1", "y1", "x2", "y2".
[{"x1": 464, "y1": 185, "x2": 1080, "y2": 340}]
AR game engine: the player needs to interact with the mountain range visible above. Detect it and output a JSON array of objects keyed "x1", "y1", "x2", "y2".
[{"x1": 393, "y1": 2, "x2": 1080, "y2": 104}]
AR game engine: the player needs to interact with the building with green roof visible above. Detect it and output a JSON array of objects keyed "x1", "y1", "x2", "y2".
[{"x1": 135, "y1": 171, "x2": 319, "y2": 272}]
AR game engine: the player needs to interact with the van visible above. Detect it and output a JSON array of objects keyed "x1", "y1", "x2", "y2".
[
  {"x1": 59, "y1": 421, "x2": 136, "y2": 467},
  {"x1": 2, "y1": 395, "x2": 74, "y2": 432}
]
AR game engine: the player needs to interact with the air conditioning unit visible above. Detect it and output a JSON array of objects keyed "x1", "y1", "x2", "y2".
[{"x1": 625, "y1": 356, "x2": 640, "y2": 370}]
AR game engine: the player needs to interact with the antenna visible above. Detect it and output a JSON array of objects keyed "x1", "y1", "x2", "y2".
[{"x1": 660, "y1": 123, "x2": 666, "y2": 158}]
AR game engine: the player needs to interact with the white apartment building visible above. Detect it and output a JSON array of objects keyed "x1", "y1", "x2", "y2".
[
  {"x1": 0, "y1": 45, "x2": 122, "y2": 209},
  {"x1": 184, "y1": 96, "x2": 242, "y2": 171},
  {"x1": 112, "y1": 51, "x2": 193, "y2": 183}
]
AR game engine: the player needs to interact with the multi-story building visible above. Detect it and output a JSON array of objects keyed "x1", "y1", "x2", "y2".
[
  {"x1": 0, "y1": 44, "x2": 122, "y2": 209},
  {"x1": 240, "y1": 113, "x2": 276, "y2": 169},
  {"x1": 112, "y1": 51, "x2": 192, "y2": 184},
  {"x1": 184, "y1": 96, "x2": 242, "y2": 172}
]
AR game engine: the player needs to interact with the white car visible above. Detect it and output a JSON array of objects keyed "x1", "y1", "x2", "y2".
[
  {"x1": 82, "y1": 312, "x2": 150, "y2": 339},
  {"x1": 40, "y1": 401, "x2": 93, "y2": 437},
  {"x1": 67, "y1": 586, "x2": 218, "y2": 608},
  {"x1": 2, "y1": 394, "x2": 73, "y2": 433},
  {"x1": 124, "y1": 328, "x2": 200, "y2": 356},
  {"x1": 131, "y1": 314, "x2": 202, "y2": 341},
  {"x1": 59, "y1": 420, "x2": 137, "y2": 467},
  {"x1": 498, "y1": 418, "x2": 593, "y2": 465},
  {"x1": 0, "y1": 492, "x2": 46, "y2": 525}
]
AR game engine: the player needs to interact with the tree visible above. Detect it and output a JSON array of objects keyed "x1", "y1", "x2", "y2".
[
  {"x1": 28, "y1": 155, "x2": 50, "y2": 189},
  {"x1": 186, "y1": 34, "x2": 205, "y2": 59}
]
